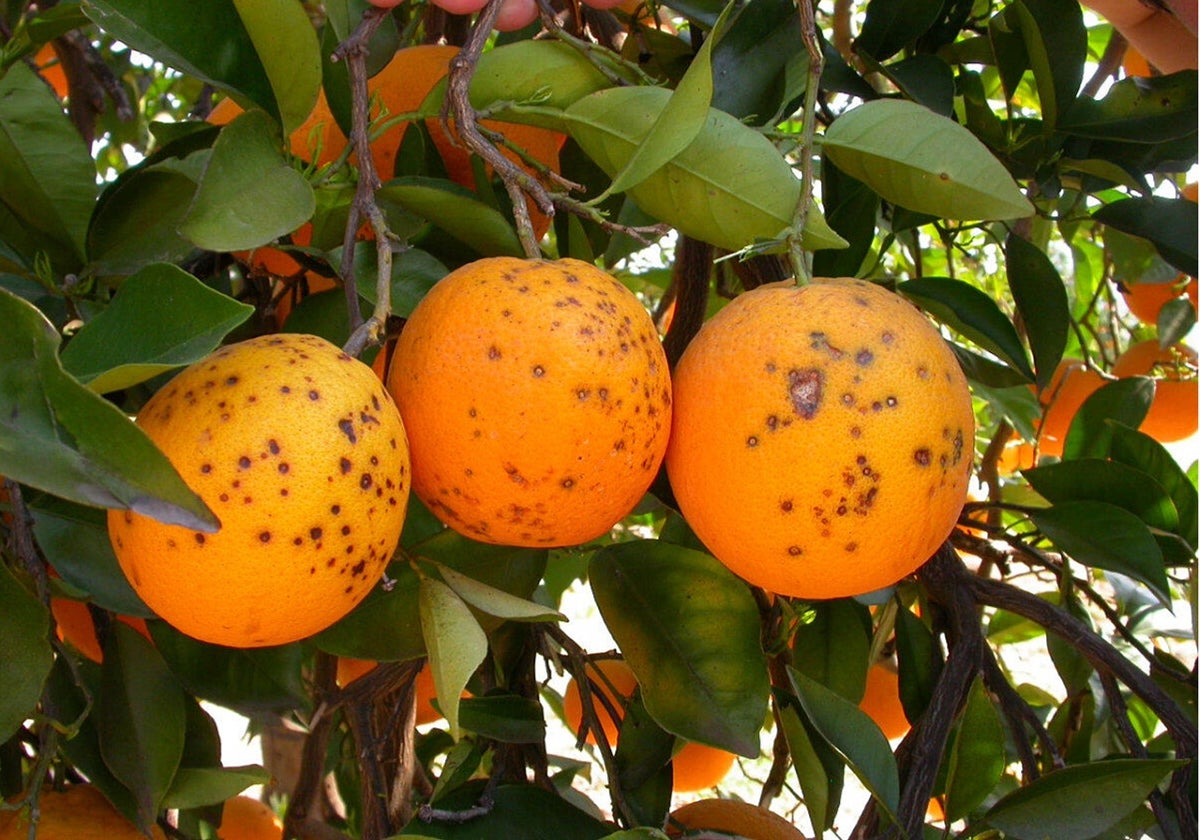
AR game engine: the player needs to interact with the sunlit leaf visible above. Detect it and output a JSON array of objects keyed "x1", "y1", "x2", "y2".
[
  {"x1": 420, "y1": 578, "x2": 488, "y2": 739},
  {"x1": 1011, "y1": 0, "x2": 1086, "y2": 131},
  {"x1": 435, "y1": 563, "x2": 564, "y2": 623}
]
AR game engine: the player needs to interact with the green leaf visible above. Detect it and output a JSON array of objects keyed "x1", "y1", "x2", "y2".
[
  {"x1": 1011, "y1": 0, "x2": 1086, "y2": 131},
  {"x1": 589, "y1": 540, "x2": 770, "y2": 757},
  {"x1": 943, "y1": 677, "x2": 1005, "y2": 822},
  {"x1": 0, "y1": 63, "x2": 95, "y2": 270},
  {"x1": 60, "y1": 264, "x2": 253, "y2": 393},
  {"x1": 96, "y1": 623, "x2": 186, "y2": 831},
  {"x1": 880, "y1": 54, "x2": 955, "y2": 116},
  {"x1": 1094, "y1": 196, "x2": 1198, "y2": 277},
  {"x1": 790, "y1": 599, "x2": 872, "y2": 702},
  {"x1": 613, "y1": 693, "x2": 674, "y2": 826},
  {"x1": 420, "y1": 578, "x2": 488, "y2": 739},
  {"x1": 982, "y1": 758, "x2": 1185, "y2": 840},
  {"x1": 457, "y1": 694, "x2": 546, "y2": 744},
  {"x1": 566, "y1": 85, "x2": 846, "y2": 253},
  {"x1": 1005, "y1": 234, "x2": 1069, "y2": 390},
  {"x1": 395, "y1": 781, "x2": 615, "y2": 839},
  {"x1": 353, "y1": 245, "x2": 449, "y2": 318},
  {"x1": 855, "y1": 0, "x2": 944, "y2": 61},
  {"x1": 899, "y1": 277, "x2": 1035, "y2": 381},
  {"x1": 435, "y1": 563, "x2": 564, "y2": 623},
  {"x1": 229, "y1": 0, "x2": 321, "y2": 134},
  {"x1": 466, "y1": 40, "x2": 615, "y2": 127},
  {"x1": 894, "y1": 606, "x2": 938, "y2": 726},
  {"x1": 1063, "y1": 73, "x2": 1198, "y2": 142},
  {"x1": 163, "y1": 765, "x2": 271, "y2": 810},
  {"x1": 0, "y1": 563, "x2": 53, "y2": 742},
  {"x1": 788, "y1": 667, "x2": 899, "y2": 820},
  {"x1": 1031, "y1": 501, "x2": 1170, "y2": 606},
  {"x1": 1062, "y1": 378, "x2": 1153, "y2": 460},
  {"x1": 710, "y1": 0, "x2": 807, "y2": 125},
  {"x1": 180, "y1": 109, "x2": 314, "y2": 251},
  {"x1": 1108, "y1": 425, "x2": 1198, "y2": 549},
  {"x1": 1023, "y1": 459, "x2": 1179, "y2": 533},
  {"x1": 0, "y1": 289, "x2": 218, "y2": 531},
  {"x1": 378, "y1": 178, "x2": 524, "y2": 258},
  {"x1": 777, "y1": 693, "x2": 844, "y2": 832},
  {"x1": 821, "y1": 98, "x2": 1034, "y2": 221}
]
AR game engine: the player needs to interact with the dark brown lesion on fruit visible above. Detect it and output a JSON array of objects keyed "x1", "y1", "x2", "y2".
[
  {"x1": 809, "y1": 332, "x2": 845, "y2": 360},
  {"x1": 780, "y1": 499, "x2": 794, "y2": 513},
  {"x1": 788, "y1": 368, "x2": 823, "y2": 419},
  {"x1": 338, "y1": 419, "x2": 357, "y2": 444},
  {"x1": 488, "y1": 345, "x2": 502, "y2": 360},
  {"x1": 238, "y1": 456, "x2": 252, "y2": 469},
  {"x1": 855, "y1": 349, "x2": 874, "y2": 366},
  {"x1": 340, "y1": 458, "x2": 352, "y2": 475},
  {"x1": 914, "y1": 448, "x2": 932, "y2": 467}
]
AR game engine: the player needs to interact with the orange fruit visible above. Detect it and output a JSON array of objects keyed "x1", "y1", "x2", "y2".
[
  {"x1": 1119, "y1": 278, "x2": 1194, "y2": 324},
  {"x1": 1122, "y1": 45, "x2": 1153, "y2": 77},
  {"x1": 665, "y1": 279, "x2": 974, "y2": 600},
  {"x1": 34, "y1": 43, "x2": 68, "y2": 98},
  {"x1": 996, "y1": 439, "x2": 1036, "y2": 474},
  {"x1": 106, "y1": 334, "x2": 410, "y2": 648},
  {"x1": 562, "y1": 659, "x2": 736, "y2": 793},
  {"x1": 216, "y1": 796, "x2": 281, "y2": 840},
  {"x1": 0, "y1": 785, "x2": 166, "y2": 840},
  {"x1": 666, "y1": 799, "x2": 807, "y2": 840},
  {"x1": 335, "y1": 659, "x2": 447, "y2": 725},
  {"x1": 1035, "y1": 359, "x2": 1106, "y2": 458},
  {"x1": 51, "y1": 597, "x2": 151, "y2": 663},
  {"x1": 859, "y1": 662, "x2": 910, "y2": 740},
  {"x1": 1111, "y1": 340, "x2": 1198, "y2": 443},
  {"x1": 388, "y1": 257, "x2": 672, "y2": 547}
]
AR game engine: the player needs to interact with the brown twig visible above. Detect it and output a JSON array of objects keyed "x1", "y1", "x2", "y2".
[{"x1": 979, "y1": 642, "x2": 1063, "y2": 779}]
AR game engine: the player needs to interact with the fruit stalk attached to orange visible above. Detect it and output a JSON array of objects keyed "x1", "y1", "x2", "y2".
[
  {"x1": 389, "y1": 257, "x2": 672, "y2": 548},
  {"x1": 665, "y1": 278, "x2": 974, "y2": 600},
  {"x1": 107, "y1": 334, "x2": 410, "y2": 648}
]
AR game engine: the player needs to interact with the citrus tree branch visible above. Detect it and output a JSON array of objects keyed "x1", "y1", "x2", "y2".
[{"x1": 787, "y1": 0, "x2": 824, "y2": 284}]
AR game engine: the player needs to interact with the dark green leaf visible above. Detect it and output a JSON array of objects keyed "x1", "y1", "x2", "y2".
[
  {"x1": 880, "y1": 55, "x2": 955, "y2": 116},
  {"x1": 1094, "y1": 196, "x2": 1198, "y2": 277},
  {"x1": 458, "y1": 694, "x2": 546, "y2": 744},
  {"x1": 61, "y1": 264, "x2": 253, "y2": 393},
  {"x1": 710, "y1": 0, "x2": 806, "y2": 125},
  {"x1": 1108, "y1": 425, "x2": 1197, "y2": 549},
  {"x1": 1023, "y1": 459, "x2": 1179, "y2": 532},
  {"x1": 378, "y1": 178, "x2": 524, "y2": 258},
  {"x1": 97, "y1": 623, "x2": 186, "y2": 831},
  {"x1": 0, "y1": 63, "x2": 94, "y2": 271},
  {"x1": 777, "y1": 695, "x2": 844, "y2": 832},
  {"x1": 1046, "y1": 595, "x2": 1093, "y2": 695},
  {"x1": 790, "y1": 599, "x2": 872, "y2": 702},
  {"x1": 1158, "y1": 296, "x2": 1197, "y2": 348},
  {"x1": 0, "y1": 563, "x2": 53, "y2": 742},
  {"x1": 0, "y1": 289, "x2": 218, "y2": 531},
  {"x1": 613, "y1": 693, "x2": 674, "y2": 826},
  {"x1": 894, "y1": 607, "x2": 938, "y2": 726},
  {"x1": 1011, "y1": 0, "x2": 1086, "y2": 131},
  {"x1": 589, "y1": 540, "x2": 769, "y2": 757},
  {"x1": 983, "y1": 758, "x2": 1185, "y2": 840},
  {"x1": 1005, "y1": 234, "x2": 1069, "y2": 390},
  {"x1": 855, "y1": 0, "x2": 944, "y2": 61},
  {"x1": 180, "y1": 109, "x2": 314, "y2": 251},
  {"x1": 1062, "y1": 378, "x2": 1153, "y2": 460},
  {"x1": 353, "y1": 245, "x2": 449, "y2": 318},
  {"x1": 943, "y1": 678, "x2": 1005, "y2": 822},
  {"x1": 899, "y1": 277, "x2": 1035, "y2": 381},
  {"x1": 1063, "y1": 72, "x2": 1198, "y2": 142},
  {"x1": 788, "y1": 668, "x2": 899, "y2": 819},
  {"x1": 822, "y1": 99, "x2": 1033, "y2": 221},
  {"x1": 813, "y1": 156, "x2": 879, "y2": 278},
  {"x1": 396, "y1": 782, "x2": 615, "y2": 839},
  {"x1": 566, "y1": 85, "x2": 846, "y2": 253},
  {"x1": 1031, "y1": 501, "x2": 1170, "y2": 606}
]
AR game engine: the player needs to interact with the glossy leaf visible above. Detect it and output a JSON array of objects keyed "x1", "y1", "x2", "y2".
[
  {"x1": 97, "y1": 623, "x2": 187, "y2": 831},
  {"x1": 396, "y1": 782, "x2": 614, "y2": 839},
  {"x1": 163, "y1": 766, "x2": 271, "y2": 810},
  {"x1": 1023, "y1": 459, "x2": 1179, "y2": 533},
  {"x1": 378, "y1": 178, "x2": 524, "y2": 257},
  {"x1": 566, "y1": 85, "x2": 846, "y2": 253},
  {"x1": 1005, "y1": 234, "x2": 1069, "y2": 390},
  {"x1": 789, "y1": 667, "x2": 899, "y2": 820},
  {"x1": 855, "y1": 0, "x2": 944, "y2": 61},
  {"x1": 710, "y1": 0, "x2": 806, "y2": 125},
  {"x1": 1094, "y1": 196, "x2": 1198, "y2": 277},
  {"x1": 589, "y1": 540, "x2": 769, "y2": 757},
  {"x1": 943, "y1": 677, "x2": 1005, "y2": 822},
  {"x1": 899, "y1": 277, "x2": 1035, "y2": 381},
  {"x1": 778, "y1": 696, "x2": 843, "y2": 833},
  {"x1": 822, "y1": 98, "x2": 1034, "y2": 221},
  {"x1": 983, "y1": 758, "x2": 1185, "y2": 840},
  {"x1": 790, "y1": 599, "x2": 872, "y2": 702},
  {"x1": 1062, "y1": 378, "x2": 1153, "y2": 460},
  {"x1": 61, "y1": 264, "x2": 253, "y2": 393},
  {"x1": 1011, "y1": 0, "x2": 1085, "y2": 131},
  {"x1": 0, "y1": 562, "x2": 53, "y2": 742},
  {"x1": 436, "y1": 563, "x2": 564, "y2": 623},
  {"x1": 1109, "y1": 425, "x2": 1198, "y2": 549},
  {"x1": 0, "y1": 63, "x2": 95, "y2": 271},
  {"x1": 1063, "y1": 72, "x2": 1199, "y2": 143},
  {"x1": 1031, "y1": 501, "x2": 1170, "y2": 606},
  {"x1": 420, "y1": 577, "x2": 488, "y2": 739},
  {"x1": 180, "y1": 109, "x2": 314, "y2": 252},
  {"x1": 0, "y1": 289, "x2": 218, "y2": 531}
]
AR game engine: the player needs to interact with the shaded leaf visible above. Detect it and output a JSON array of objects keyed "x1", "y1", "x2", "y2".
[
  {"x1": 457, "y1": 694, "x2": 546, "y2": 744},
  {"x1": 1031, "y1": 501, "x2": 1170, "y2": 606},
  {"x1": 1094, "y1": 196, "x2": 1198, "y2": 277},
  {"x1": 163, "y1": 765, "x2": 271, "y2": 810},
  {"x1": 1024, "y1": 459, "x2": 1179, "y2": 532},
  {"x1": 420, "y1": 578, "x2": 488, "y2": 739},
  {"x1": 379, "y1": 178, "x2": 524, "y2": 258},
  {"x1": 710, "y1": 0, "x2": 807, "y2": 125},
  {"x1": 0, "y1": 289, "x2": 218, "y2": 531},
  {"x1": 894, "y1": 606, "x2": 938, "y2": 726},
  {"x1": 0, "y1": 563, "x2": 53, "y2": 742},
  {"x1": 778, "y1": 693, "x2": 844, "y2": 832},
  {"x1": 396, "y1": 781, "x2": 614, "y2": 839},
  {"x1": 1005, "y1": 234, "x2": 1069, "y2": 390},
  {"x1": 856, "y1": 0, "x2": 944, "y2": 61},
  {"x1": 790, "y1": 599, "x2": 872, "y2": 702},
  {"x1": 943, "y1": 677, "x2": 1005, "y2": 822},
  {"x1": 1063, "y1": 71, "x2": 1198, "y2": 143},
  {"x1": 822, "y1": 98, "x2": 1033, "y2": 221},
  {"x1": 1011, "y1": 0, "x2": 1086, "y2": 131},
  {"x1": 61, "y1": 264, "x2": 253, "y2": 393},
  {"x1": 1108, "y1": 425, "x2": 1198, "y2": 550},
  {"x1": 589, "y1": 540, "x2": 769, "y2": 757}
]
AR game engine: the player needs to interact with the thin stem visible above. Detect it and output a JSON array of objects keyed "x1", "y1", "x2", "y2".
[{"x1": 788, "y1": 0, "x2": 824, "y2": 284}]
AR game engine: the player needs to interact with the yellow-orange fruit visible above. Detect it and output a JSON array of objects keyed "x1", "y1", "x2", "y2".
[
  {"x1": 389, "y1": 257, "x2": 671, "y2": 547},
  {"x1": 1035, "y1": 359, "x2": 1106, "y2": 458},
  {"x1": 996, "y1": 439, "x2": 1036, "y2": 475},
  {"x1": 667, "y1": 799, "x2": 807, "y2": 840},
  {"x1": 0, "y1": 785, "x2": 165, "y2": 840},
  {"x1": 859, "y1": 662, "x2": 910, "y2": 741},
  {"x1": 562, "y1": 659, "x2": 736, "y2": 793},
  {"x1": 216, "y1": 796, "x2": 281, "y2": 840},
  {"x1": 665, "y1": 279, "x2": 974, "y2": 600},
  {"x1": 107, "y1": 334, "x2": 410, "y2": 648},
  {"x1": 51, "y1": 597, "x2": 151, "y2": 663},
  {"x1": 34, "y1": 43, "x2": 68, "y2": 98},
  {"x1": 1119, "y1": 278, "x2": 1194, "y2": 324},
  {"x1": 336, "y1": 659, "x2": 447, "y2": 725},
  {"x1": 1112, "y1": 340, "x2": 1198, "y2": 443}
]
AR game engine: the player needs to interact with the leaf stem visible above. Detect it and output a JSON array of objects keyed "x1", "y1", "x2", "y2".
[{"x1": 788, "y1": 0, "x2": 824, "y2": 285}]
